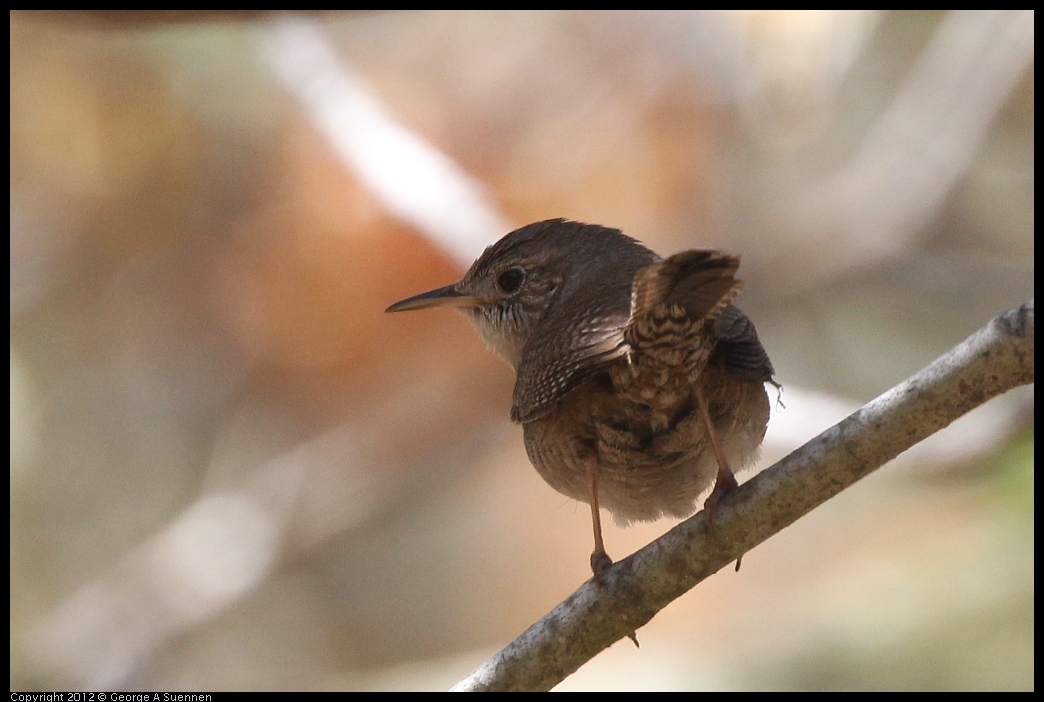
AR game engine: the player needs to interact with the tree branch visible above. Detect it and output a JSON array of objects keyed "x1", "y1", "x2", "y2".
[{"x1": 452, "y1": 300, "x2": 1034, "y2": 692}]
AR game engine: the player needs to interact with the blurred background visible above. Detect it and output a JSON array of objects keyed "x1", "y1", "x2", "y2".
[{"x1": 10, "y1": 10, "x2": 1033, "y2": 691}]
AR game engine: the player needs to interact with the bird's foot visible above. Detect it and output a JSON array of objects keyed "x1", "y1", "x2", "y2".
[
  {"x1": 590, "y1": 548, "x2": 614, "y2": 581},
  {"x1": 590, "y1": 548, "x2": 640, "y2": 647},
  {"x1": 705, "y1": 468, "x2": 744, "y2": 571}
]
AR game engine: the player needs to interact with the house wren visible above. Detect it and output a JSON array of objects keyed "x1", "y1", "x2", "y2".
[{"x1": 387, "y1": 219, "x2": 775, "y2": 576}]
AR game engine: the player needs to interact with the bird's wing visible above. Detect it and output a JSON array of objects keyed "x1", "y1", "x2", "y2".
[
  {"x1": 510, "y1": 297, "x2": 630, "y2": 423},
  {"x1": 712, "y1": 305, "x2": 776, "y2": 383}
]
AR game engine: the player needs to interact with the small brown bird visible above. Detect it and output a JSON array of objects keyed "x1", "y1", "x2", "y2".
[{"x1": 387, "y1": 219, "x2": 774, "y2": 576}]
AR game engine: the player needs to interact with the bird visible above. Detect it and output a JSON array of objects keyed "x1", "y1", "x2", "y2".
[{"x1": 386, "y1": 218, "x2": 775, "y2": 577}]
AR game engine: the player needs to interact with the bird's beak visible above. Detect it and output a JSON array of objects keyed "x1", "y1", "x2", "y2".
[{"x1": 385, "y1": 284, "x2": 478, "y2": 313}]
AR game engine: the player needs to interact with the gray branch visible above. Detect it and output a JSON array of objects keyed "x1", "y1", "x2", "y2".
[{"x1": 452, "y1": 300, "x2": 1034, "y2": 692}]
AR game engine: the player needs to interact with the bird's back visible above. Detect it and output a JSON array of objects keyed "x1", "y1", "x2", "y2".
[{"x1": 521, "y1": 250, "x2": 772, "y2": 523}]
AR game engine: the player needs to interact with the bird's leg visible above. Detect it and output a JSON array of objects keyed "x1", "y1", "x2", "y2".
[
  {"x1": 586, "y1": 461, "x2": 613, "y2": 577},
  {"x1": 587, "y1": 459, "x2": 640, "y2": 647},
  {"x1": 694, "y1": 383, "x2": 744, "y2": 571}
]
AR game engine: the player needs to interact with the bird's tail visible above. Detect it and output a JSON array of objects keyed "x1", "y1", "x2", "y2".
[{"x1": 625, "y1": 250, "x2": 742, "y2": 353}]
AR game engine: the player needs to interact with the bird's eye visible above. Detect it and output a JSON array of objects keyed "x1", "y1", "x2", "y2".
[{"x1": 496, "y1": 267, "x2": 526, "y2": 293}]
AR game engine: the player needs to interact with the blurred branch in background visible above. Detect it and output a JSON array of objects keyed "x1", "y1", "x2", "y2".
[
  {"x1": 261, "y1": 17, "x2": 512, "y2": 266},
  {"x1": 755, "y1": 10, "x2": 1034, "y2": 291},
  {"x1": 11, "y1": 11, "x2": 1033, "y2": 691}
]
